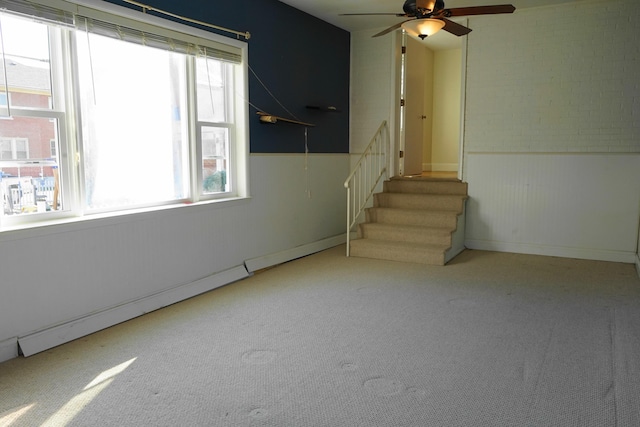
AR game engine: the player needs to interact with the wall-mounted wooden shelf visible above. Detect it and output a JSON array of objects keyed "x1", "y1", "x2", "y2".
[
  {"x1": 257, "y1": 111, "x2": 315, "y2": 127},
  {"x1": 305, "y1": 105, "x2": 340, "y2": 112}
]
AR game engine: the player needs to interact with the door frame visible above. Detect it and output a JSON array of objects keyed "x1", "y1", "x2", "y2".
[
  {"x1": 398, "y1": 31, "x2": 408, "y2": 177},
  {"x1": 457, "y1": 32, "x2": 468, "y2": 181}
]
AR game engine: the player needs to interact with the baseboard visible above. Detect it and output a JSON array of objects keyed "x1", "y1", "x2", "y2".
[
  {"x1": 17, "y1": 265, "x2": 250, "y2": 358},
  {"x1": 245, "y1": 234, "x2": 346, "y2": 273},
  {"x1": 465, "y1": 239, "x2": 638, "y2": 264},
  {"x1": 0, "y1": 337, "x2": 18, "y2": 363}
]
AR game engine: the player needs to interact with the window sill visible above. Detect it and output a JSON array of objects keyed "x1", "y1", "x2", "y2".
[{"x1": 0, "y1": 196, "x2": 252, "y2": 243}]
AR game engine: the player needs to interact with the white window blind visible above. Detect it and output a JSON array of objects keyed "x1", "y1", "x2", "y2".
[
  {"x1": 0, "y1": 0, "x2": 243, "y2": 63},
  {"x1": 75, "y1": 8, "x2": 242, "y2": 63},
  {"x1": 0, "y1": 0, "x2": 74, "y2": 27}
]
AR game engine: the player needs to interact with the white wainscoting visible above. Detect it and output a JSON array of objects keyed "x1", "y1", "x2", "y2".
[{"x1": 464, "y1": 153, "x2": 640, "y2": 263}]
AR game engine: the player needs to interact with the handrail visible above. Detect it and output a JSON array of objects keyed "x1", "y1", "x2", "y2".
[{"x1": 343, "y1": 120, "x2": 391, "y2": 256}]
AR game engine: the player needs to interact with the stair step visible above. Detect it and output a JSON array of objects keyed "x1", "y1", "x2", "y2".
[
  {"x1": 374, "y1": 193, "x2": 466, "y2": 212},
  {"x1": 349, "y1": 239, "x2": 447, "y2": 266},
  {"x1": 348, "y1": 177, "x2": 468, "y2": 266},
  {"x1": 384, "y1": 178, "x2": 468, "y2": 195},
  {"x1": 359, "y1": 223, "x2": 453, "y2": 246},
  {"x1": 366, "y1": 207, "x2": 459, "y2": 229}
]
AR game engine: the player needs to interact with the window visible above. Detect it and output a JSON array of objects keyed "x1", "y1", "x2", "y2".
[
  {"x1": 75, "y1": 32, "x2": 189, "y2": 210},
  {"x1": 197, "y1": 58, "x2": 234, "y2": 194},
  {"x1": 0, "y1": 138, "x2": 28, "y2": 160},
  {"x1": 0, "y1": 0, "x2": 248, "y2": 226}
]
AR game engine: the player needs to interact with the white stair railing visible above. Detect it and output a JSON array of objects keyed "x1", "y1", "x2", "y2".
[{"x1": 343, "y1": 120, "x2": 391, "y2": 256}]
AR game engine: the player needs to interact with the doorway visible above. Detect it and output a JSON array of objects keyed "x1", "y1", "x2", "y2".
[{"x1": 397, "y1": 29, "x2": 464, "y2": 179}]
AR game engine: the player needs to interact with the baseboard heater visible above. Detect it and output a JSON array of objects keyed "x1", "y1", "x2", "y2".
[
  {"x1": 244, "y1": 234, "x2": 346, "y2": 273},
  {"x1": 17, "y1": 265, "x2": 250, "y2": 358},
  {"x1": 15, "y1": 234, "x2": 347, "y2": 359}
]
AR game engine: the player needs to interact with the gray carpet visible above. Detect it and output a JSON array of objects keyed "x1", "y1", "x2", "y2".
[{"x1": 1, "y1": 246, "x2": 639, "y2": 426}]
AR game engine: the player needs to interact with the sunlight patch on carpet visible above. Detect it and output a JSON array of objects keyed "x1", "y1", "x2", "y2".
[
  {"x1": 0, "y1": 403, "x2": 35, "y2": 427},
  {"x1": 41, "y1": 357, "x2": 137, "y2": 427}
]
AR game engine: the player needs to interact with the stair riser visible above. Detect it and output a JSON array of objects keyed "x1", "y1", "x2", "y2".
[
  {"x1": 359, "y1": 224, "x2": 452, "y2": 246},
  {"x1": 366, "y1": 208, "x2": 458, "y2": 229},
  {"x1": 374, "y1": 193, "x2": 464, "y2": 212},
  {"x1": 384, "y1": 180, "x2": 468, "y2": 195},
  {"x1": 349, "y1": 241, "x2": 445, "y2": 266}
]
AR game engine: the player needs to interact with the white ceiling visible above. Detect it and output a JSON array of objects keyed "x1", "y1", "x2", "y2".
[{"x1": 278, "y1": 0, "x2": 585, "y2": 50}]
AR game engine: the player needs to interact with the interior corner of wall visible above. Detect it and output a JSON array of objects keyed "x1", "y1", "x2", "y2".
[
  {"x1": 0, "y1": 337, "x2": 19, "y2": 363},
  {"x1": 244, "y1": 234, "x2": 346, "y2": 273}
]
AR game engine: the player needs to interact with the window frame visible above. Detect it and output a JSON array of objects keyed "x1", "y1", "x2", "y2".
[{"x1": 0, "y1": 0, "x2": 249, "y2": 231}]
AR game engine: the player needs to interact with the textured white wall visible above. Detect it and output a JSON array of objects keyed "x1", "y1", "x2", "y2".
[
  {"x1": 464, "y1": 0, "x2": 640, "y2": 154},
  {"x1": 463, "y1": 0, "x2": 640, "y2": 262},
  {"x1": 350, "y1": 29, "x2": 396, "y2": 154},
  {"x1": 0, "y1": 154, "x2": 348, "y2": 359}
]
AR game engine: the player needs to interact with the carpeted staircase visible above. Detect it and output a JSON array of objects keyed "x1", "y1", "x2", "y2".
[{"x1": 349, "y1": 176, "x2": 468, "y2": 265}]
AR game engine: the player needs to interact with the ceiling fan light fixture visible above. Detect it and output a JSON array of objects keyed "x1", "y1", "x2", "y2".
[{"x1": 401, "y1": 18, "x2": 445, "y2": 40}]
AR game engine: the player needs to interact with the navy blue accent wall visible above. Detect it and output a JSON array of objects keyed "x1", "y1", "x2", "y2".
[{"x1": 103, "y1": 0, "x2": 350, "y2": 154}]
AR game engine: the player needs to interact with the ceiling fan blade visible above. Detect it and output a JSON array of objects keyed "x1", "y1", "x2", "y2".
[
  {"x1": 340, "y1": 13, "x2": 407, "y2": 17},
  {"x1": 372, "y1": 21, "x2": 406, "y2": 37},
  {"x1": 441, "y1": 17, "x2": 472, "y2": 36},
  {"x1": 446, "y1": 5, "x2": 516, "y2": 17}
]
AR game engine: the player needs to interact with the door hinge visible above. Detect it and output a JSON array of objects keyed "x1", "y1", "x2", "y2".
[
  {"x1": 399, "y1": 150, "x2": 404, "y2": 158},
  {"x1": 401, "y1": 46, "x2": 406, "y2": 54},
  {"x1": 400, "y1": 99, "x2": 405, "y2": 107}
]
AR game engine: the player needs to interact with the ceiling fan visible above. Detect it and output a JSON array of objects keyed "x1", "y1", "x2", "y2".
[{"x1": 342, "y1": 0, "x2": 515, "y2": 39}]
